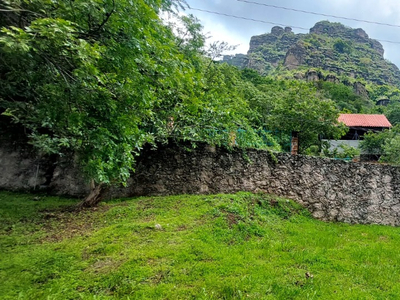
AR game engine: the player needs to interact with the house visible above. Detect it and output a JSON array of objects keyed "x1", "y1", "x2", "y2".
[
  {"x1": 338, "y1": 114, "x2": 392, "y2": 140},
  {"x1": 324, "y1": 114, "x2": 392, "y2": 152}
]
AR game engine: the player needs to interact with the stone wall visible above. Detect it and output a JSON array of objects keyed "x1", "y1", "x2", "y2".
[
  {"x1": 0, "y1": 143, "x2": 89, "y2": 196},
  {"x1": 2, "y1": 143, "x2": 400, "y2": 226}
]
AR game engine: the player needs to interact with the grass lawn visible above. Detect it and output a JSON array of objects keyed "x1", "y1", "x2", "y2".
[{"x1": 1, "y1": 190, "x2": 400, "y2": 299}]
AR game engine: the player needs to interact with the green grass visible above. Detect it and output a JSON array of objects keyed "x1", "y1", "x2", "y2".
[{"x1": 1, "y1": 191, "x2": 400, "y2": 299}]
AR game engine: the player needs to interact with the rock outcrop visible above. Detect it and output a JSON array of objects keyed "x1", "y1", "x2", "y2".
[
  {"x1": 309, "y1": 21, "x2": 384, "y2": 56},
  {"x1": 222, "y1": 54, "x2": 248, "y2": 68},
  {"x1": 284, "y1": 43, "x2": 307, "y2": 70},
  {"x1": 353, "y1": 81, "x2": 369, "y2": 98},
  {"x1": 222, "y1": 21, "x2": 400, "y2": 87}
]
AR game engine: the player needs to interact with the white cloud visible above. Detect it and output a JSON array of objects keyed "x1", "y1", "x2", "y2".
[{"x1": 200, "y1": 20, "x2": 250, "y2": 55}]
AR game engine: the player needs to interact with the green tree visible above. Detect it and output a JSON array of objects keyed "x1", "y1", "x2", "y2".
[
  {"x1": 333, "y1": 39, "x2": 352, "y2": 54},
  {"x1": 0, "y1": 0, "x2": 188, "y2": 206},
  {"x1": 384, "y1": 101, "x2": 400, "y2": 125},
  {"x1": 242, "y1": 76, "x2": 347, "y2": 153},
  {"x1": 317, "y1": 81, "x2": 372, "y2": 113},
  {"x1": 0, "y1": 0, "x2": 270, "y2": 206},
  {"x1": 380, "y1": 134, "x2": 400, "y2": 165},
  {"x1": 359, "y1": 127, "x2": 397, "y2": 160},
  {"x1": 267, "y1": 82, "x2": 346, "y2": 152}
]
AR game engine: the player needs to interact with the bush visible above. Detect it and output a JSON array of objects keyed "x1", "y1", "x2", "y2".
[
  {"x1": 333, "y1": 39, "x2": 353, "y2": 54},
  {"x1": 322, "y1": 143, "x2": 360, "y2": 159},
  {"x1": 380, "y1": 135, "x2": 400, "y2": 165}
]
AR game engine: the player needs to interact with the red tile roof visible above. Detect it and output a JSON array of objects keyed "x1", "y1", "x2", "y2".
[{"x1": 338, "y1": 114, "x2": 392, "y2": 128}]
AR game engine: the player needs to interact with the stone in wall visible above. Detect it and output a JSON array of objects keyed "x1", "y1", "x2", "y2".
[
  {"x1": 2, "y1": 142, "x2": 400, "y2": 226},
  {"x1": 123, "y1": 144, "x2": 400, "y2": 226}
]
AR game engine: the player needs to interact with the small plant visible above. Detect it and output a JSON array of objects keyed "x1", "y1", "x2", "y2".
[
  {"x1": 322, "y1": 143, "x2": 360, "y2": 159},
  {"x1": 304, "y1": 145, "x2": 321, "y2": 156}
]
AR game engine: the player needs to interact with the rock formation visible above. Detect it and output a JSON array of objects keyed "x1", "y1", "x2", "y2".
[{"x1": 222, "y1": 21, "x2": 400, "y2": 87}]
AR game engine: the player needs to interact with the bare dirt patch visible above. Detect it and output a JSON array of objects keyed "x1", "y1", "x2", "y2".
[
  {"x1": 85, "y1": 258, "x2": 125, "y2": 274},
  {"x1": 226, "y1": 212, "x2": 242, "y2": 228},
  {"x1": 40, "y1": 205, "x2": 111, "y2": 242}
]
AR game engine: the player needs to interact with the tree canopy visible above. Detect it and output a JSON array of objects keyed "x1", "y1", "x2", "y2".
[
  {"x1": 0, "y1": 0, "x2": 348, "y2": 205},
  {"x1": 241, "y1": 69, "x2": 346, "y2": 152},
  {"x1": 0, "y1": 0, "x2": 271, "y2": 205}
]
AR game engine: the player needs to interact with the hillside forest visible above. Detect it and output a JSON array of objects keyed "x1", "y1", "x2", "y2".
[{"x1": 1, "y1": 0, "x2": 400, "y2": 205}]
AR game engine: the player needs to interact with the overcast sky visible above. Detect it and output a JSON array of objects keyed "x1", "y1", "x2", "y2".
[{"x1": 184, "y1": 0, "x2": 400, "y2": 68}]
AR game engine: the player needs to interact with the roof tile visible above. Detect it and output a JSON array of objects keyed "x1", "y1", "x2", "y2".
[{"x1": 338, "y1": 114, "x2": 392, "y2": 128}]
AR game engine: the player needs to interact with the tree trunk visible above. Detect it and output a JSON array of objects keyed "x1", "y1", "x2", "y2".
[{"x1": 78, "y1": 181, "x2": 105, "y2": 208}]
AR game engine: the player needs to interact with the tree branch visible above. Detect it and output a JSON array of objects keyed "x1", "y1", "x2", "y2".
[{"x1": 89, "y1": 0, "x2": 115, "y2": 35}]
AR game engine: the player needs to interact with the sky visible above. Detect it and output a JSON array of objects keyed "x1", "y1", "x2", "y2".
[{"x1": 183, "y1": 0, "x2": 400, "y2": 68}]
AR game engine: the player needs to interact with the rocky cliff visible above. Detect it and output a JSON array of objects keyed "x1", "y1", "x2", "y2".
[{"x1": 223, "y1": 21, "x2": 400, "y2": 87}]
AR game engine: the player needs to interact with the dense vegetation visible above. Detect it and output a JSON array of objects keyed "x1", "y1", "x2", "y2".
[
  {"x1": 0, "y1": 0, "x2": 348, "y2": 205},
  {"x1": 225, "y1": 19, "x2": 400, "y2": 163},
  {"x1": 3, "y1": 0, "x2": 400, "y2": 205},
  {"x1": 2, "y1": 191, "x2": 400, "y2": 299}
]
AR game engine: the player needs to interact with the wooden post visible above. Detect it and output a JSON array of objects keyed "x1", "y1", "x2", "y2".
[{"x1": 291, "y1": 131, "x2": 299, "y2": 155}]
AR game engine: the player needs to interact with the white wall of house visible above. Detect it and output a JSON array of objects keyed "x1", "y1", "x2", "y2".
[{"x1": 322, "y1": 140, "x2": 360, "y2": 152}]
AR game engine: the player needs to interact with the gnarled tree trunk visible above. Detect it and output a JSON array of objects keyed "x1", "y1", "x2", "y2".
[{"x1": 78, "y1": 181, "x2": 105, "y2": 208}]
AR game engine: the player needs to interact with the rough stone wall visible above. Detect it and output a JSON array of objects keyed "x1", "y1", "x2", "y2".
[
  {"x1": 2, "y1": 143, "x2": 400, "y2": 226},
  {"x1": 0, "y1": 143, "x2": 89, "y2": 196}
]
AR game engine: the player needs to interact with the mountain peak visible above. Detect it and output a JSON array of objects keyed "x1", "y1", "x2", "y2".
[
  {"x1": 223, "y1": 21, "x2": 398, "y2": 86},
  {"x1": 309, "y1": 21, "x2": 384, "y2": 56}
]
